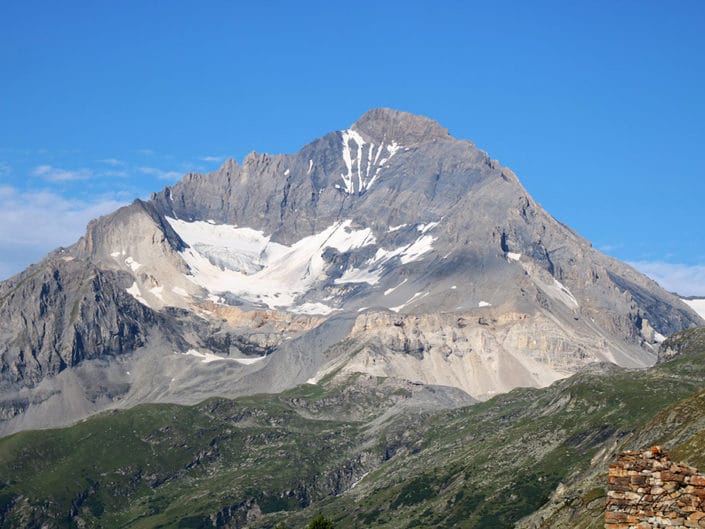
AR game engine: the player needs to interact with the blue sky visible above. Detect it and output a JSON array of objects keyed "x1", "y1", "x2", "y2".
[{"x1": 1, "y1": 1, "x2": 704, "y2": 294}]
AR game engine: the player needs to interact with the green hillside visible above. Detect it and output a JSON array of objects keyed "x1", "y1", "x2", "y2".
[{"x1": 2, "y1": 328, "x2": 705, "y2": 529}]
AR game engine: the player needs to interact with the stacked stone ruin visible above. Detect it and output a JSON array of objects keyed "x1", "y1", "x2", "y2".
[{"x1": 606, "y1": 446, "x2": 705, "y2": 528}]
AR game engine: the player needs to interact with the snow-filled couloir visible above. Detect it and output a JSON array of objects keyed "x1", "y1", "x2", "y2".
[{"x1": 337, "y1": 128, "x2": 403, "y2": 194}]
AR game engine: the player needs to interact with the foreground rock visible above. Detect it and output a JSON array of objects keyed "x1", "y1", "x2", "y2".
[{"x1": 606, "y1": 447, "x2": 705, "y2": 529}]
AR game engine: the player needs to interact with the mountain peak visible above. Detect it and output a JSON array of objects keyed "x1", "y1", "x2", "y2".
[
  {"x1": 351, "y1": 108, "x2": 450, "y2": 145},
  {"x1": 2, "y1": 105, "x2": 702, "y2": 442}
]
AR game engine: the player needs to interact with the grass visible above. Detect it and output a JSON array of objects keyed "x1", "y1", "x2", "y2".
[{"x1": 2, "y1": 327, "x2": 705, "y2": 528}]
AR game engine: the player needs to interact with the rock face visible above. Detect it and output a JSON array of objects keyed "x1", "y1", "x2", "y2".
[
  {"x1": 606, "y1": 446, "x2": 705, "y2": 528},
  {"x1": 0, "y1": 108, "x2": 703, "y2": 434},
  {"x1": 658, "y1": 327, "x2": 705, "y2": 364},
  {"x1": 0, "y1": 258, "x2": 155, "y2": 389},
  {"x1": 341, "y1": 310, "x2": 621, "y2": 398}
]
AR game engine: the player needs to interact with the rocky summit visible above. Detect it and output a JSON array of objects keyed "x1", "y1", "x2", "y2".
[{"x1": 0, "y1": 108, "x2": 702, "y2": 435}]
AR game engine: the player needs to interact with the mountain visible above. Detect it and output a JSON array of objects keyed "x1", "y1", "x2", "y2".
[
  {"x1": 0, "y1": 108, "x2": 702, "y2": 435},
  {"x1": 2, "y1": 328, "x2": 705, "y2": 528}
]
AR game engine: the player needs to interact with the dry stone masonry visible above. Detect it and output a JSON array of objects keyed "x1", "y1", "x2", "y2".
[{"x1": 606, "y1": 446, "x2": 705, "y2": 528}]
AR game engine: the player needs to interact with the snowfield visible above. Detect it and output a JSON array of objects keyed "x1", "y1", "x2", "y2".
[
  {"x1": 683, "y1": 298, "x2": 705, "y2": 320},
  {"x1": 167, "y1": 218, "x2": 375, "y2": 312},
  {"x1": 165, "y1": 217, "x2": 439, "y2": 314}
]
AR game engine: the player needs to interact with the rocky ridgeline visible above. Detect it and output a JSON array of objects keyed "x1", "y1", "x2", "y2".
[{"x1": 606, "y1": 446, "x2": 705, "y2": 528}]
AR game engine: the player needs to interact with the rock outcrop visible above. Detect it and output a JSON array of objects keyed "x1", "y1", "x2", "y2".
[{"x1": 0, "y1": 258, "x2": 155, "y2": 389}]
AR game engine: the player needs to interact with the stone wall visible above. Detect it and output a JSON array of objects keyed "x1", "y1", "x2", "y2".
[{"x1": 606, "y1": 446, "x2": 705, "y2": 528}]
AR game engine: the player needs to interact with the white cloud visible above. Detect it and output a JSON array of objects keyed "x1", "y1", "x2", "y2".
[
  {"x1": 598, "y1": 243, "x2": 623, "y2": 253},
  {"x1": 99, "y1": 158, "x2": 125, "y2": 166},
  {"x1": 138, "y1": 166, "x2": 182, "y2": 181},
  {"x1": 33, "y1": 165, "x2": 93, "y2": 182},
  {"x1": 629, "y1": 260, "x2": 705, "y2": 297},
  {"x1": 199, "y1": 155, "x2": 225, "y2": 163},
  {"x1": 0, "y1": 186, "x2": 125, "y2": 279},
  {"x1": 102, "y1": 169, "x2": 130, "y2": 178}
]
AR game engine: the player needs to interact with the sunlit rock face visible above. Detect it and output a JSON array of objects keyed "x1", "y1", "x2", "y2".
[{"x1": 0, "y1": 108, "x2": 701, "y2": 435}]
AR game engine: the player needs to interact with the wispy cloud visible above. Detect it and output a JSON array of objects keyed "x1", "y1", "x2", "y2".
[
  {"x1": 138, "y1": 166, "x2": 182, "y2": 181},
  {"x1": 98, "y1": 158, "x2": 125, "y2": 166},
  {"x1": 598, "y1": 243, "x2": 623, "y2": 253},
  {"x1": 102, "y1": 170, "x2": 130, "y2": 178},
  {"x1": 629, "y1": 260, "x2": 705, "y2": 297},
  {"x1": 0, "y1": 186, "x2": 126, "y2": 279},
  {"x1": 199, "y1": 155, "x2": 225, "y2": 163},
  {"x1": 33, "y1": 165, "x2": 93, "y2": 182}
]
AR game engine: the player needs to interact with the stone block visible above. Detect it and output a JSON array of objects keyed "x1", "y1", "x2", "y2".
[
  {"x1": 606, "y1": 449, "x2": 705, "y2": 529},
  {"x1": 605, "y1": 511, "x2": 628, "y2": 523},
  {"x1": 663, "y1": 471, "x2": 687, "y2": 483}
]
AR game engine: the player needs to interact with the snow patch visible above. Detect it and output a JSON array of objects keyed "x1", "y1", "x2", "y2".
[
  {"x1": 181, "y1": 349, "x2": 266, "y2": 365},
  {"x1": 417, "y1": 221, "x2": 439, "y2": 234},
  {"x1": 307, "y1": 159, "x2": 313, "y2": 174},
  {"x1": 172, "y1": 286, "x2": 188, "y2": 297},
  {"x1": 400, "y1": 235, "x2": 436, "y2": 264},
  {"x1": 385, "y1": 141, "x2": 401, "y2": 158},
  {"x1": 519, "y1": 260, "x2": 580, "y2": 310},
  {"x1": 384, "y1": 278, "x2": 408, "y2": 296},
  {"x1": 234, "y1": 356, "x2": 267, "y2": 365},
  {"x1": 125, "y1": 256, "x2": 142, "y2": 272},
  {"x1": 683, "y1": 298, "x2": 705, "y2": 320},
  {"x1": 478, "y1": 301, "x2": 491, "y2": 308},
  {"x1": 290, "y1": 302, "x2": 335, "y2": 315},
  {"x1": 552, "y1": 278, "x2": 579, "y2": 308},
  {"x1": 506, "y1": 252, "x2": 521, "y2": 262},
  {"x1": 340, "y1": 129, "x2": 365, "y2": 194},
  {"x1": 391, "y1": 291, "x2": 428, "y2": 313},
  {"x1": 168, "y1": 217, "x2": 377, "y2": 312},
  {"x1": 370, "y1": 234, "x2": 436, "y2": 267},
  {"x1": 149, "y1": 285, "x2": 164, "y2": 300},
  {"x1": 110, "y1": 251, "x2": 121, "y2": 258},
  {"x1": 335, "y1": 266, "x2": 382, "y2": 285},
  {"x1": 338, "y1": 129, "x2": 404, "y2": 194},
  {"x1": 388, "y1": 224, "x2": 407, "y2": 232},
  {"x1": 126, "y1": 282, "x2": 151, "y2": 308}
]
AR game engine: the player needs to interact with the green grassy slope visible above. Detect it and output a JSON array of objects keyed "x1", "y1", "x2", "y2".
[
  {"x1": 516, "y1": 326, "x2": 705, "y2": 528},
  {"x1": 2, "y1": 328, "x2": 705, "y2": 529}
]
